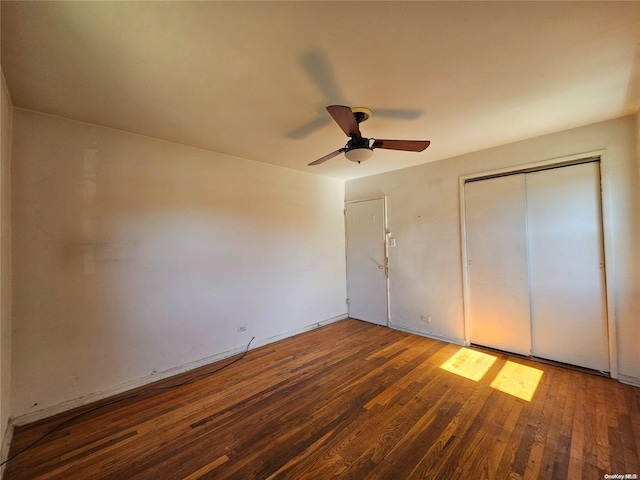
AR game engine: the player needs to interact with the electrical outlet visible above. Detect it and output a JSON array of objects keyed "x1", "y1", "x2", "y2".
[
  {"x1": 238, "y1": 324, "x2": 247, "y2": 332},
  {"x1": 420, "y1": 315, "x2": 432, "y2": 323}
]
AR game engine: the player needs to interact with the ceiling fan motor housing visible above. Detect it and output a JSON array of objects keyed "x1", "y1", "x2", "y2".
[
  {"x1": 351, "y1": 107, "x2": 372, "y2": 124},
  {"x1": 353, "y1": 111, "x2": 367, "y2": 124}
]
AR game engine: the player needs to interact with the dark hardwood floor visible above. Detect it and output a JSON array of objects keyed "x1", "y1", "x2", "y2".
[{"x1": 4, "y1": 319, "x2": 640, "y2": 479}]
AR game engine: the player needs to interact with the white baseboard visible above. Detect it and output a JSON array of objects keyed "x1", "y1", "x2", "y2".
[
  {"x1": 12, "y1": 313, "x2": 348, "y2": 428},
  {"x1": 0, "y1": 418, "x2": 14, "y2": 477},
  {"x1": 389, "y1": 322, "x2": 466, "y2": 347},
  {"x1": 249, "y1": 313, "x2": 347, "y2": 350},
  {"x1": 618, "y1": 373, "x2": 640, "y2": 388}
]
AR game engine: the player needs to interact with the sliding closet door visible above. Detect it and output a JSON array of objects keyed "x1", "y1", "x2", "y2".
[
  {"x1": 526, "y1": 162, "x2": 609, "y2": 371},
  {"x1": 465, "y1": 174, "x2": 532, "y2": 355}
]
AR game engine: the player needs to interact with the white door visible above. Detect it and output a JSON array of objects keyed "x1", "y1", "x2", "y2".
[
  {"x1": 345, "y1": 198, "x2": 388, "y2": 326},
  {"x1": 465, "y1": 174, "x2": 532, "y2": 355},
  {"x1": 464, "y1": 161, "x2": 609, "y2": 372},
  {"x1": 526, "y1": 162, "x2": 609, "y2": 371}
]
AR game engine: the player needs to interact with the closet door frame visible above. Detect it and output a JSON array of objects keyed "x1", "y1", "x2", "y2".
[{"x1": 459, "y1": 150, "x2": 618, "y2": 379}]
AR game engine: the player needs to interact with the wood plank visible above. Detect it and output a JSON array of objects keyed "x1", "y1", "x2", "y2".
[
  {"x1": 4, "y1": 319, "x2": 640, "y2": 480},
  {"x1": 567, "y1": 374, "x2": 587, "y2": 480},
  {"x1": 534, "y1": 367, "x2": 570, "y2": 479},
  {"x1": 625, "y1": 385, "x2": 640, "y2": 468}
]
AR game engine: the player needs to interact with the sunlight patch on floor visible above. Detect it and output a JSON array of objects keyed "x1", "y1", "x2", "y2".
[
  {"x1": 490, "y1": 361, "x2": 543, "y2": 402},
  {"x1": 440, "y1": 347, "x2": 497, "y2": 382}
]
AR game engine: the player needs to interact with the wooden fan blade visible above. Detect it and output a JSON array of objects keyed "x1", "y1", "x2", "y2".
[
  {"x1": 308, "y1": 148, "x2": 345, "y2": 166},
  {"x1": 373, "y1": 139, "x2": 430, "y2": 152},
  {"x1": 327, "y1": 105, "x2": 361, "y2": 138}
]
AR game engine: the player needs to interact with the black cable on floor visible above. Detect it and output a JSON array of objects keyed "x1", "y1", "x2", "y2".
[{"x1": 0, "y1": 336, "x2": 255, "y2": 468}]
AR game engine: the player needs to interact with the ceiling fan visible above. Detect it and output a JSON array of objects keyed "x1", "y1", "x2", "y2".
[{"x1": 308, "y1": 105, "x2": 430, "y2": 166}]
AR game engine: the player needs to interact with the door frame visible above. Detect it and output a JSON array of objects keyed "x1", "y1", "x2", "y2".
[
  {"x1": 345, "y1": 197, "x2": 390, "y2": 326},
  {"x1": 459, "y1": 149, "x2": 618, "y2": 378}
]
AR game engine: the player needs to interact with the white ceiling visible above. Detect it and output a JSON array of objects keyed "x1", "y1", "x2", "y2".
[{"x1": 2, "y1": 1, "x2": 639, "y2": 180}]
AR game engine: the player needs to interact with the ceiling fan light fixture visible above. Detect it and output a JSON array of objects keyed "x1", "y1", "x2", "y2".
[{"x1": 344, "y1": 147, "x2": 374, "y2": 163}]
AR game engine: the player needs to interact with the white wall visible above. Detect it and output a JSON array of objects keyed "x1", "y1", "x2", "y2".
[
  {"x1": 0, "y1": 73, "x2": 13, "y2": 454},
  {"x1": 11, "y1": 109, "x2": 347, "y2": 420},
  {"x1": 346, "y1": 116, "x2": 640, "y2": 383}
]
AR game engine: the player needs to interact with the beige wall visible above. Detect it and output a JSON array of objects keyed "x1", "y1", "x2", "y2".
[
  {"x1": 346, "y1": 116, "x2": 640, "y2": 383},
  {"x1": 8, "y1": 105, "x2": 640, "y2": 425},
  {"x1": 11, "y1": 109, "x2": 347, "y2": 420},
  {"x1": 0, "y1": 72, "x2": 12, "y2": 456}
]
